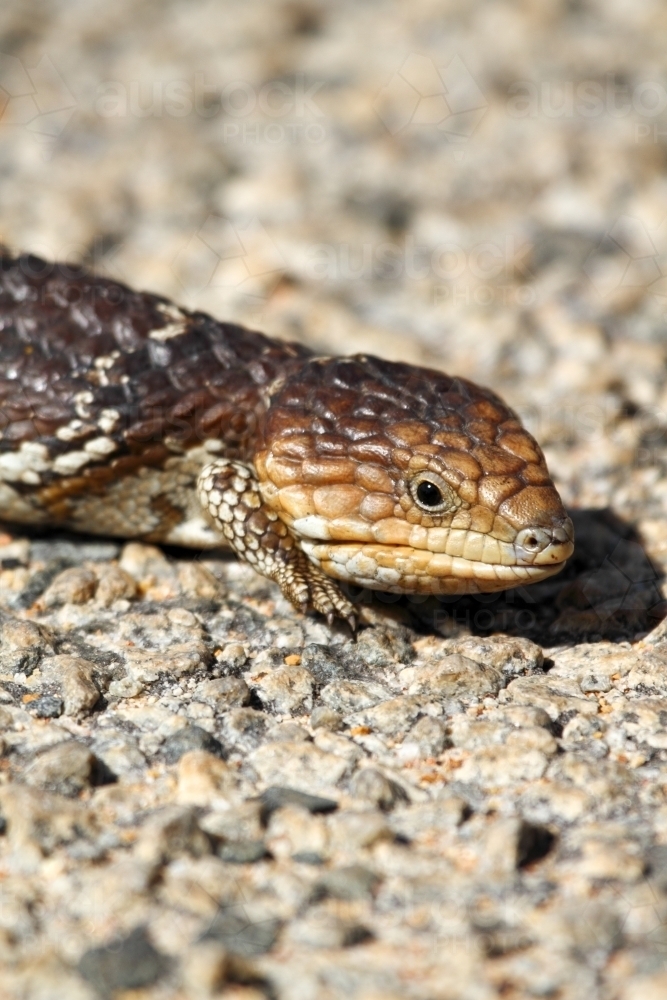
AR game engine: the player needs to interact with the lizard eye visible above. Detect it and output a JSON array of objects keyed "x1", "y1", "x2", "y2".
[
  {"x1": 410, "y1": 472, "x2": 457, "y2": 513},
  {"x1": 416, "y1": 480, "x2": 442, "y2": 507}
]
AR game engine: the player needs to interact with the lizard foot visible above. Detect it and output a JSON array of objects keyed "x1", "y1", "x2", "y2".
[{"x1": 198, "y1": 459, "x2": 356, "y2": 629}]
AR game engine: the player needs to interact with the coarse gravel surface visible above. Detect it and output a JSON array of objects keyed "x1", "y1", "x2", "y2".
[{"x1": 2, "y1": 1, "x2": 667, "y2": 998}]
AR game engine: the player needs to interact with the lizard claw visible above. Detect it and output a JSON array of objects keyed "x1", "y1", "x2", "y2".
[{"x1": 276, "y1": 550, "x2": 356, "y2": 628}]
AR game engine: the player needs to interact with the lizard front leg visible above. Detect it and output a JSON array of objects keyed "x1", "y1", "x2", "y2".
[{"x1": 197, "y1": 460, "x2": 356, "y2": 629}]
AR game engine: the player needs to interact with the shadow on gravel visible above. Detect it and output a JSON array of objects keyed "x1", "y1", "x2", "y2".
[{"x1": 357, "y1": 509, "x2": 667, "y2": 647}]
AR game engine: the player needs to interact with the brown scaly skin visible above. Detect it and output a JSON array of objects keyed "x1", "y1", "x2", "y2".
[{"x1": 0, "y1": 253, "x2": 574, "y2": 626}]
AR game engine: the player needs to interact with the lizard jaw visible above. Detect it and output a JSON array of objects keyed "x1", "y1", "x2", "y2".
[{"x1": 300, "y1": 539, "x2": 571, "y2": 595}]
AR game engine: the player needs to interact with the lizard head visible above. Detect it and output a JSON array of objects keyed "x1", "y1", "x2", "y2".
[{"x1": 256, "y1": 355, "x2": 574, "y2": 596}]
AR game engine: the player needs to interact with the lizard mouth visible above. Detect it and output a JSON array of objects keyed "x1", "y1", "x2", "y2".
[{"x1": 300, "y1": 539, "x2": 572, "y2": 595}]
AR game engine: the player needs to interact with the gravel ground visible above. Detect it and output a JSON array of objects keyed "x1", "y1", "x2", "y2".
[{"x1": 2, "y1": 1, "x2": 667, "y2": 998}]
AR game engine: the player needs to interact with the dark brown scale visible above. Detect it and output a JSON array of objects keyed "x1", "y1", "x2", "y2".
[
  {"x1": 0, "y1": 253, "x2": 311, "y2": 475},
  {"x1": 261, "y1": 355, "x2": 521, "y2": 458}
]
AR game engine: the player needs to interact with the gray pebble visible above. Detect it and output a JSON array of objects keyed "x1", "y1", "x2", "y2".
[
  {"x1": 217, "y1": 839, "x2": 268, "y2": 864},
  {"x1": 31, "y1": 539, "x2": 120, "y2": 565},
  {"x1": 202, "y1": 907, "x2": 282, "y2": 956},
  {"x1": 0, "y1": 617, "x2": 53, "y2": 674},
  {"x1": 221, "y1": 708, "x2": 268, "y2": 751},
  {"x1": 259, "y1": 785, "x2": 338, "y2": 822},
  {"x1": 291, "y1": 850, "x2": 325, "y2": 865},
  {"x1": 353, "y1": 627, "x2": 415, "y2": 668},
  {"x1": 23, "y1": 741, "x2": 113, "y2": 797},
  {"x1": 135, "y1": 806, "x2": 212, "y2": 863},
  {"x1": 407, "y1": 655, "x2": 504, "y2": 700},
  {"x1": 351, "y1": 695, "x2": 426, "y2": 737},
  {"x1": 265, "y1": 721, "x2": 312, "y2": 743},
  {"x1": 39, "y1": 566, "x2": 97, "y2": 608},
  {"x1": 300, "y1": 644, "x2": 345, "y2": 684},
  {"x1": 79, "y1": 925, "x2": 169, "y2": 994},
  {"x1": 312, "y1": 864, "x2": 381, "y2": 902},
  {"x1": 407, "y1": 715, "x2": 449, "y2": 756},
  {"x1": 310, "y1": 706, "x2": 343, "y2": 730},
  {"x1": 29, "y1": 694, "x2": 64, "y2": 718},
  {"x1": 196, "y1": 676, "x2": 250, "y2": 711},
  {"x1": 320, "y1": 679, "x2": 391, "y2": 713},
  {"x1": 287, "y1": 910, "x2": 372, "y2": 948},
  {"x1": 162, "y1": 725, "x2": 226, "y2": 763},
  {"x1": 349, "y1": 768, "x2": 409, "y2": 810}
]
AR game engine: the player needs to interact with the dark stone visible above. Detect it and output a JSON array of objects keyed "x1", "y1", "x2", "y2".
[
  {"x1": 14, "y1": 559, "x2": 70, "y2": 609},
  {"x1": 78, "y1": 925, "x2": 169, "y2": 994},
  {"x1": 203, "y1": 905, "x2": 281, "y2": 956},
  {"x1": 349, "y1": 768, "x2": 409, "y2": 811},
  {"x1": 516, "y1": 822, "x2": 557, "y2": 868},
  {"x1": 140, "y1": 806, "x2": 211, "y2": 862},
  {"x1": 24, "y1": 741, "x2": 114, "y2": 798},
  {"x1": 342, "y1": 923, "x2": 374, "y2": 946},
  {"x1": 259, "y1": 785, "x2": 338, "y2": 824},
  {"x1": 90, "y1": 755, "x2": 119, "y2": 788},
  {"x1": 529, "y1": 227, "x2": 600, "y2": 272},
  {"x1": 311, "y1": 864, "x2": 380, "y2": 902},
  {"x1": 217, "y1": 839, "x2": 268, "y2": 864},
  {"x1": 0, "y1": 646, "x2": 43, "y2": 675},
  {"x1": 291, "y1": 851, "x2": 325, "y2": 865},
  {"x1": 478, "y1": 926, "x2": 534, "y2": 957},
  {"x1": 222, "y1": 708, "x2": 268, "y2": 750},
  {"x1": 645, "y1": 844, "x2": 667, "y2": 892},
  {"x1": 0, "y1": 557, "x2": 23, "y2": 570},
  {"x1": 30, "y1": 694, "x2": 64, "y2": 718},
  {"x1": 162, "y1": 725, "x2": 226, "y2": 763}
]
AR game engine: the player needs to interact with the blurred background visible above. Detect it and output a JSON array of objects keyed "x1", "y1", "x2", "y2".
[{"x1": 2, "y1": 0, "x2": 667, "y2": 634}]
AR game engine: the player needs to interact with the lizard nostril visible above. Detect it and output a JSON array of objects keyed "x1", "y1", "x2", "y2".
[
  {"x1": 515, "y1": 523, "x2": 575, "y2": 564},
  {"x1": 515, "y1": 527, "x2": 550, "y2": 555}
]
